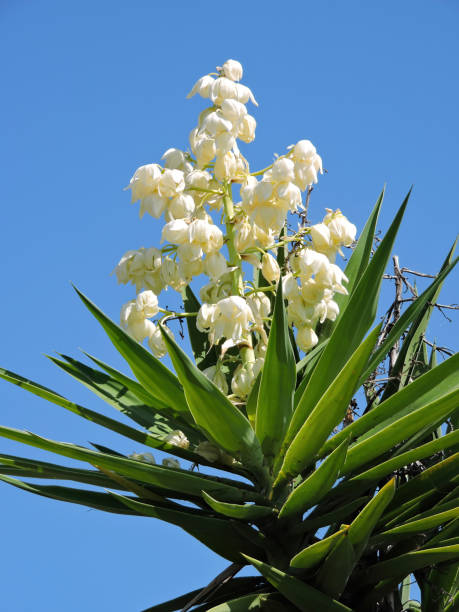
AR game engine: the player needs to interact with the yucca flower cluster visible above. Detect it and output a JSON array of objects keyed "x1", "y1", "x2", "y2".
[
  {"x1": 114, "y1": 59, "x2": 356, "y2": 404},
  {"x1": 1, "y1": 57, "x2": 458, "y2": 612}
]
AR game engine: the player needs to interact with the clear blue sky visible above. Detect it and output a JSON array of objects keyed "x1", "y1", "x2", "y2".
[{"x1": 1, "y1": 1, "x2": 458, "y2": 610}]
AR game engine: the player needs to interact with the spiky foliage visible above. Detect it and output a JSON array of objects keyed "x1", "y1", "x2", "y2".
[{"x1": 0, "y1": 196, "x2": 458, "y2": 610}]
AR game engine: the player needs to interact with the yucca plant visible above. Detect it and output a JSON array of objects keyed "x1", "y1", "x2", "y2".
[{"x1": 1, "y1": 59, "x2": 458, "y2": 611}]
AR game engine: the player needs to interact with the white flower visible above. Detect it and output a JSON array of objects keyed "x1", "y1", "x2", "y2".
[
  {"x1": 236, "y1": 83, "x2": 258, "y2": 106},
  {"x1": 276, "y1": 182, "x2": 302, "y2": 211},
  {"x1": 210, "y1": 77, "x2": 239, "y2": 106},
  {"x1": 282, "y1": 273, "x2": 300, "y2": 300},
  {"x1": 291, "y1": 140, "x2": 317, "y2": 161},
  {"x1": 325, "y1": 299, "x2": 340, "y2": 321},
  {"x1": 198, "y1": 296, "x2": 254, "y2": 344},
  {"x1": 135, "y1": 290, "x2": 159, "y2": 318},
  {"x1": 300, "y1": 278, "x2": 326, "y2": 305},
  {"x1": 204, "y1": 252, "x2": 227, "y2": 280},
  {"x1": 187, "y1": 74, "x2": 215, "y2": 99},
  {"x1": 237, "y1": 114, "x2": 256, "y2": 143},
  {"x1": 202, "y1": 365, "x2": 229, "y2": 395},
  {"x1": 162, "y1": 148, "x2": 192, "y2": 173},
  {"x1": 162, "y1": 457, "x2": 180, "y2": 469},
  {"x1": 130, "y1": 452, "x2": 156, "y2": 464},
  {"x1": 161, "y1": 219, "x2": 189, "y2": 244},
  {"x1": 215, "y1": 132, "x2": 236, "y2": 156},
  {"x1": 261, "y1": 252, "x2": 280, "y2": 283},
  {"x1": 292, "y1": 248, "x2": 330, "y2": 278},
  {"x1": 201, "y1": 111, "x2": 233, "y2": 136},
  {"x1": 160, "y1": 256, "x2": 186, "y2": 291},
  {"x1": 188, "y1": 219, "x2": 224, "y2": 253},
  {"x1": 148, "y1": 323, "x2": 173, "y2": 358},
  {"x1": 247, "y1": 292, "x2": 271, "y2": 323},
  {"x1": 234, "y1": 218, "x2": 256, "y2": 252},
  {"x1": 179, "y1": 256, "x2": 203, "y2": 281},
  {"x1": 158, "y1": 169, "x2": 185, "y2": 198},
  {"x1": 139, "y1": 193, "x2": 168, "y2": 219},
  {"x1": 168, "y1": 194, "x2": 195, "y2": 219},
  {"x1": 114, "y1": 247, "x2": 164, "y2": 294},
  {"x1": 271, "y1": 158, "x2": 295, "y2": 183},
  {"x1": 310, "y1": 223, "x2": 333, "y2": 253},
  {"x1": 324, "y1": 209, "x2": 357, "y2": 247},
  {"x1": 296, "y1": 325, "x2": 319, "y2": 352},
  {"x1": 194, "y1": 136, "x2": 217, "y2": 167},
  {"x1": 120, "y1": 300, "x2": 155, "y2": 342},
  {"x1": 126, "y1": 164, "x2": 162, "y2": 202},
  {"x1": 164, "y1": 430, "x2": 189, "y2": 449},
  {"x1": 231, "y1": 358, "x2": 264, "y2": 399},
  {"x1": 214, "y1": 151, "x2": 238, "y2": 181},
  {"x1": 220, "y1": 99, "x2": 247, "y2": 123},
  {"x1": 185, "y1": 169, "x2": 212, "y2": 193},
  {"x1": 220, "y1": 59, "x2": 243, "y2": 82}
]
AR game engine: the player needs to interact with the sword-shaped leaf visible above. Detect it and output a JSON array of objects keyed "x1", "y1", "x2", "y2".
[
  {"x1": 275, "y1": 325, "x2": 380, "y2": 485},
  {"x1": 0, "y1": 425, "x2": 263, "y2": 503},
  {"x1": 279, "y1": 438, "x2": 349, "y2": 519},
  {"x1": 243, "y1": 555, "x2": 352, "y2": 611},
  {"x1": 160, "y1": 328, "x2": 266, "y2": 484},
  {"x1": 314, "y1": 532, "x2": 356, "y2": 598},
  {"x1": 112, "y1": 493, "x2": 265, "y2": 562},
  {"x1": 255, "y1": 280, "x2": 296, "y2": 463},
  {"x1": 0, "y1": 474, "x2": 140, "y2": 514},
  {"x1": 290, "y1": 527, "x2": 349, "y2": 570},
  {"x1": 318, "y1": 352, "x2": 459, "y2": 458},
  {"x1": 74, "y1": 287, "x2": 190, "y2": 417},
  {"x1": 202, "y1": 491, "x2": 274, "y2": 520},
  {"x1": 342, "y1": 390, "x2": 459, "y2": 475}
]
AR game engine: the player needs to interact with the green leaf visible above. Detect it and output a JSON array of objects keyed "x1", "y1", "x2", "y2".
[
  {"x1": 361, "y1": 545, "x2": 459, "y2": 585},
  {"x1": 284, "y1": 191, "x2": 409, "y2": 447},
  {"x1": 275, "y1": 325, "x2": 380, "y2": 484},
  {"x1": 206, "y1": 593, "x2": 290, "y2": 612},
  {"x1": 294, "y1": 340, "x2": 328, "y2": 409},
  {"x1": 0, "y1": 425, "x2": 263, "y2": 503},
  {"x1": 112, "y1": 492, "x2": 265, "y2": 562},
  {"x1": 382, "y1": 237, "x2": 457, "y2": 399},
  {"x1": 142, "y1": 578, "x2": 267, "y2": 612},
  {"x1": 314, "y1": 532, "x2": 357, "y2": 598},
  {"x1": 329, "y1": 429, "x2": 459, "y2": 501},
  {"x1": 255, "y1": 280, "x2": 296, "y2": 463},
  {"x1": 74, "y1": 287, "x2": 190, "y2": 417},
  {"x1": 341, "y1": 390, "x2": 459, "y2": 475},
  {"x1": 318, "y1": 352, "x2": 459, "y2": 459},
  {"x1": 182, "y1": 285, "x2": 219, "y2": 370},
  {"x1": 0, "y1": 474, "x2": 141, "y2": 514},
  {"x1": 160, "y1": 327, "x2": 266, "y2": 483},
  {"x1": 347, "y1": 478, "x2": 396, "y2": 557},
  {"x1": 421, "y1": 559, "x2": 459, "y2": 612},
  {"x1": 202, "y1": 491, "x2": 274, "y2": 521},
  {"x1": 319, "y1": 187, "x2": 384, "y2": 339},
  {"x1": 246, "y1": 370, "x2": 261, "y2": 428},
  {"x1": 371, "y1": 507, "x2": 459, "y2": 548},
  {"x1": 293, "y1": 497, "x2": 369, "y2": 534},
  {"x1": 279, "y1": 438, "x2": 349, "y2": 519},
  {"x1": 290, "y1": 527, "x2": 349, "y2": 570},
  {"x1": 243, "y1": 555, "x2": 352, "y2": 611},
  {"x1": 0, "y1": 365, "x2": 204, "y2": 464}
]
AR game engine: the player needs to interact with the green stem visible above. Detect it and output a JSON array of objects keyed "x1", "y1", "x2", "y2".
[{"x1": 223, "y1": 187, "x2": 243, "y2": 296}]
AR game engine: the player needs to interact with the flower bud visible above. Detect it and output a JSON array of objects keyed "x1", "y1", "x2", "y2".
[
  {"x1": 130, "y1": 452, "x2": 156, "y2": 464},
  {"x1": 148, "y1": 324, "x2": 169, "y2": 358},
  {"x1": 261, "y1": 252, "x2": 280, "y2": 283},
  {"x1": 220, "y1": 59, "x2": 243, "y2": 82}
]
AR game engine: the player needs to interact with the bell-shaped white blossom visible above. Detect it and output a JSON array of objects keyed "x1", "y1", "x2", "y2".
[
  {"x1": 139, "y1": 193, "x2": 169, "y2": 219},
  {"x1": 126, "y1": 164, "x2": 162, "y2": 202},
  {"x1": 210, "y1": 77, "x2": 239, "y2": 106},
  {"x1": 168, "y1": 193, "x2": 195, "y2": 219},
  {"x1": 204, "y1": 252, "x2": 227, "y2": 280},
  {"x1": 231, "y1": 358, "x2": 264, "y2": 399},
  {"x1": 271, "y1": 158, "x2": 295, "y2": 183},
  {"x1": 261, "y1": 252, "x2": 280, "y2": 283},
  {"x1": 198, "y1": 296, "x2": 254, "y2": 344},
  {"x1": 187, "y1": 75, "x2": 215, "y2": 99},
  {"x1": 114, "y1": 247, "x2": 165, "y2": 294},
  {"x1": 296, "y1": 325, "x2": 319, "y2": 352},
  {"x1": 202, "y1": 365, "x2": 229, "y2": 395},
  {"x1": 247, "y1": 292, "x2": 271, "y2": 324},
  {"x1": 162, "y1": 148, "x2": 193, "y2": 174},
  {"x1": 324, "y1": 209, "x2": 357, "y2": 247},
  {"x1": 130, "y1": 452, "x2": 156, "y2": 464},
  {"x1": 158, "y1": 169, "x2": 185, "y2": 198},
  {"x1": 120, "y1": 300, "x2": 155, "y2": 342},
  {"x1": 135, "y1": 290, "x2": 159, "y2": 318},
  {"x1": 164, "y1": 430, "x2": 189, "y2": 449},
  {"x1": 161, "y1": 219, "x2": 189, "y2": 244},
  {"x1": 237, "y1": 114, "x2": 256, "y2": 143},
  {"x1": 148, "y1": 323, "x2": 174, "y2": 358},
  {"x1": 188, "y1": 219, "x2": 223, "y2": 254}
]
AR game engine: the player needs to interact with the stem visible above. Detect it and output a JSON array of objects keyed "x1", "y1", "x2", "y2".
[{"x1": 223, "y1": 186, "x2": 243, "y2": 296}]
